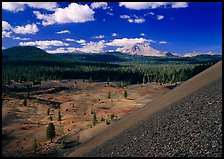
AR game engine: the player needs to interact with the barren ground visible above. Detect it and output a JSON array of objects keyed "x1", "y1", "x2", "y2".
[{"x1": 2, "y1": 79, "x2": 172, "y2": 157}]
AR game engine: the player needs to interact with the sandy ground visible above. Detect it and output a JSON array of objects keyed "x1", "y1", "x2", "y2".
[
  {"x1": 2, "y1": 79, "x2": 171, "y2": 157},
  {"x1": 66, "y1": 60, "x2": 222, "y2": 157}
]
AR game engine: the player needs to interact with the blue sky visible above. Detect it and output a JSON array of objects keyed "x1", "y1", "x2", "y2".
[{"x1": 2, "y1": 2, "x2": 222, "y2": 54}]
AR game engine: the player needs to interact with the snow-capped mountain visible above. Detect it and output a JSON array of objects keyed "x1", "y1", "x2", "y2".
[
  {"x1": 179, "y1": 51, "x2": 222, "y2": 57},
  {"x1": 116, "y1": 43, "x2": 172, "y2": 57}
]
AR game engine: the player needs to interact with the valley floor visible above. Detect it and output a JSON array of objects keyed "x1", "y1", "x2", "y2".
[{"x1": 2, "y1": 79, "x2": 172, "y2": 157}]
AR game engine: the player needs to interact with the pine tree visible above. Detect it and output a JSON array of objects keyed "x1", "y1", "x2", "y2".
[
  {"x1": 50, "y1": 115, "x2": 52, "y2": 121},
  {"x1": 46, "y1": 123, "x2": 56, "y2": 143},
  {"x1": 58, "y1": 110, "x2": 61, "y2": 121},
  {"x1": 110, "y1": 113, "x2": 115, "y2": 120},
  {"x1": 124, "y1": 90, "x2": 127, "y2": 99},
  {"x1": 47, "y1": 108, "x2": 50, "y2": 115},
  {"x1": 32, "y1": 138, "x2": 38, "y2": 155},
  {"x1": 93, "y1": 110, "x2": 97, "y2": 126}
]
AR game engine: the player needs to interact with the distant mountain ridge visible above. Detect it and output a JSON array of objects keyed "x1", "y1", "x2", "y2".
[
  {"x1": 116, "y1": 43, "x2": 171, "y2": 57},
  {"x1": 178, "y1": 51, "x2": 222, "y2": 57},
  {"x1": 2, "y1": 46, "x2": 61, "y2": 61}
]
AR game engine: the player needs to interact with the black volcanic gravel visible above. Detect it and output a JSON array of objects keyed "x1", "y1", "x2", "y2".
[{"x1": 83, "y1": 78, "x2": 222, "y2": 157}]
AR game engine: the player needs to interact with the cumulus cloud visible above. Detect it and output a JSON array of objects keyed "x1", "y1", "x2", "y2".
[
  {"x1": 140, "y1": 33, "x2": 145, "y2": 36},
  {"x1": 2, "y1": 21, "x2": 38, "y2": 38},
  {"x1": 2, "y1": 47, "x2": 5, "y2": 50},
  {"x1": 106, "y1": 38, "x2": 155, "y2": 47},
  {"x1": 2, "y1": 30, "x2": 12, "y2": 38},
  {"x1": 78, "y1": 40, "x2": 106, "y2": 53},
  {"x1": 2, "y1": 21, "x2": 12, "y2": 38},
  {"x1": 119, "y1": 2, "x2": 188, "y2": 10},
  {"x1": 76, "y1": 39, "x2": 86, "y2": 45},
  {"x1": 56, "y1": 30, "x2": 70, "y2": 34},
  {"x1": 92, "y1": 35, "x2": 105, "y2": 39},
  {"x1": 159, "y1": 41, "x2": 167, "y2": 44},
  {"x1": 46, "y1": 47, "x2": 71, "y2": 54},
  {"x1": 65, "y1": 38, "x2": 75, "y2": 42},
  {"x1": 13, "y1": 37, "x2": 30, "y2": 40},
  {"x1": 112, "y1": 33, "x2": 118, "y2": 37},
  {"x1": 157, "y1": 15, "x2": 164, "y2": 20},
  {"x1": 2, "y1": 2, "x2": 58, "y2": 12},
  {"x1": 91, "y1": 2, "x2": 108, "y2": 9},
  {"x1": 13, "y1": 23, "x2": 39, "y2": 34},
  {"x1": 2, "y1": 21, "x2": 12, "y2": 30},
  {"x1": 33, "y1": 3, "x2": 95, "y2": 26},
  {"x1": 144, "y1": 12, "x2": 155, "y2": 16},
  {"x1": 19, "y1": 40, "x2": 69, "y2": 49},
  {"x1": 171, "y1": 2, "x2": 188, "y2": 8},
  {"x1": 120, "y1": 15, "x2": 145, "y2": 24}
]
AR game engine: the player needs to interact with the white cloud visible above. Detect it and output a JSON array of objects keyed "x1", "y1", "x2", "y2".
[
  {"x1": 144, "y1": 12, "x2": 155, "y2": 16},
  {"x1": 119, "y1": 2, "x2": 188, "y2": 10},
  {"x1": 107, "y1": 38, "x2": 155, "y2": 47},
  {"x1": 92, "y1": 35, "x2": 105, "y2": 39},
  {"x1": 13, "y1": 23, "x2": 39, "y2": 34},
  {"x1": 2, "y1": 31, "x2": 12, "y2": 38},
  {"x1": 46, "y1": 47, "x2": 71, "y2": 54},
  {"x1": 78, "y1": 40, "x2": 106, "y2": 53},
  {"x1": 19, "y1": 40, "x2": 69, "y2": 49},
  {"x1": 33, "y1": 3, "x2": 95, "y2": 26},
  {"x1": 76, "y1": 39, "x2": 86, "y2": 45},
  {"x1": 120, "y1": 15, "x2": 130, "y2": 19},
  {"x1": 112, "y1": 33, "x2": 118, "y2": 37},
  {"x1": 159, "y1": 41, "x2": 167, "y2": 44},
  {"x1": 65, "y1": 38, "x2": 75, "y2": 42},
  {"x1": 49, "y1": 40, "x2": 106, "y2": 53},
  {"x1": 120, "y1": 14, "x2": 145, "y2": 24},
  {"x1": 2, "y1": 21, "x2": 12, "y2": 30},
  {"x1": 91, "y1": 2, "x2": 108, "y2": 9},
  {"x1": 2, "y1": 21, "x2": 38, "y2": 38},
  {"x1": 56, "y1": 30, "x2": 70, "y2": 34},
  {"x1": 2, "y1": 2, "x2": 58, "y2": 12},
  {"x1": 2, "y1": 47, "x2": 5, "y2": 50},
  {"x1": 171, "y1": 2, "x2": 188, "y2": 8},
  {"x1": 157, "y1": 15, "x2": 164, "y2": 20},
  {"x1": 13, "y1": 37, "x2": 30, "y2": 40},
  {"x1": 140, "y1": 33, "x2": 145, "y2": 36}
]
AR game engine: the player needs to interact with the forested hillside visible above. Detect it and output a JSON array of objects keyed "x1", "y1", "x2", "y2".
[{"x1": 2, "y1": 46, "x2": 222, "y2": 85}]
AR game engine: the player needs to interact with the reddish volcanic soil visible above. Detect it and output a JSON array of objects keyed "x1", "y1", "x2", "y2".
[{"x1": 2, "y1": 79, "x2": 172, "y2": 157}]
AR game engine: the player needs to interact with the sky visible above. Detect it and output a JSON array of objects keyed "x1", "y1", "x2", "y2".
[{"x1": 2, "y1": 2, "x2": 222, "y2": 54}]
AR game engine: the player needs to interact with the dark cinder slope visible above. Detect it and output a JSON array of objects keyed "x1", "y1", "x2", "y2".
[
  {"x1": 67, "y1": 61, "x2": 222, "y2": 157},
  {"x1": 84, "y1": 77, "x2": 222, "y2": 157}
]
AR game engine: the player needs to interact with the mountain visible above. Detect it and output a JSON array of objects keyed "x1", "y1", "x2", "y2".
[
  {"x1": 179, "y1": 51, "x2": 222, "y2": 57},
  {"x1": 116, "y1": 43, "x2": 173, "y2": 57},
  {"x1": 2, "y1": 46, "x2": 62, "y2": 62}
]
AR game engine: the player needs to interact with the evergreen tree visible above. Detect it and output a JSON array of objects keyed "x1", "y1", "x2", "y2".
[
  {"x1": 32, "y1": 138, "x2": 38, "y2": 156},
  {"x1": 58, "y1": 110, "x2": 61, "y2": 121},
  {"x1": 110, "y1": 113, "x2": 115, "y2": 120},
  {"x1": 50, "y1": 115, "x2": 52, "y2": 121},
  {"x1": 93, "y1": 110, "x2": 97, "y2": 126},
  {"x1": 46, "y1": 122, "x2": 56, "y2": 143},
  {"x1": 47, "y1": 108, "x2": 50, "y2": 115},
  {"x1": 124, "y1": 90, "x2": 128, "y2": 99},
  {"x1": 61, "y1": 137, "x2": 65, "y2": 149}
]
